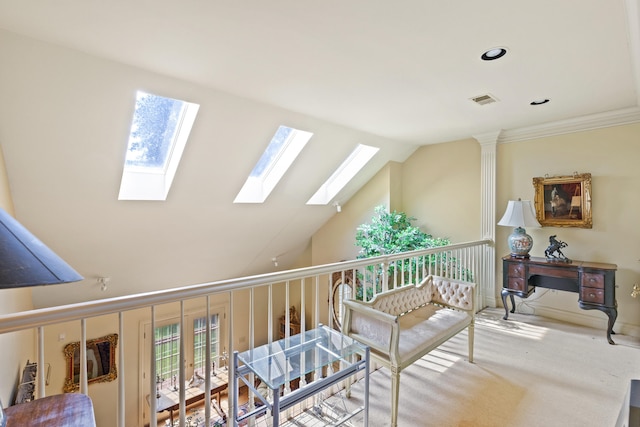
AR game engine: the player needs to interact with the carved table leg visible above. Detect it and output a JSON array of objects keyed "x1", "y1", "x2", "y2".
[
  {"x1": 501, "y1": 289, "x2": 515, "y2": 320},
  {"x1": 579, "y1": 303, "x2": 618, "y2": 345},
  {"x1": 604, "y1": 306, "x2": 618, "y2": 345}
]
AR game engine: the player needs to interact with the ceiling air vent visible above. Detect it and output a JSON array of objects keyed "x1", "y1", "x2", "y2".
[{"x1": 471, "y1": 94, "x2": 498, "y2": 105}]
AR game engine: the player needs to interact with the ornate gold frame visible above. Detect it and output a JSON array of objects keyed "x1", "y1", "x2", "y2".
[
  {"x1": 63, "y1": 333, "x2": 118, "y2": 393},
  {"x1": 533, "y1": 173, "x2": 592, "y2": 228}
]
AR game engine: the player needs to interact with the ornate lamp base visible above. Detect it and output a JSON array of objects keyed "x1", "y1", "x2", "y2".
[{"x1": 507, "y1": 226, "x2": 533, "y2": 258}]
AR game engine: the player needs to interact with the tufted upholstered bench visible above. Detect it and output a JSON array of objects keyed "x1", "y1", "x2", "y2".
[{"x1": 342, "y1": 274, "x2": 475, "y2": 427}]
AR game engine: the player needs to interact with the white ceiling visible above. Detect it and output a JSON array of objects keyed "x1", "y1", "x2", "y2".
[
  {"x1": 1, "y1": 1, "x2": 640, "y2": 302},
  {"x1": 1, "y1": 0, "x2": 638, "y2": 144}
]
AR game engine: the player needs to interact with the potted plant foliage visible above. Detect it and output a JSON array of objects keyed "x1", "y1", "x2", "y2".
[
  {"x1": 331, "y1": 206, "x2": 452, "y2": 327},
  {"x1": 355, "y1": 205, "x2": 449, "y2": 259},
  {"x1": 353, "y1": 205, "x2": 450, "y2": 298}
]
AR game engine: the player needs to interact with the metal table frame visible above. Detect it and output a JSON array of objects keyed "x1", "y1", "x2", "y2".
[{"x1": 232, "y1": 324, "x2": 369, "y2": 426}]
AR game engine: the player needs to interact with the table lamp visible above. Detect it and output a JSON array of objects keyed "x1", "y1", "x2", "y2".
[
  {"x1": 497, "y1": 199, "x2": 541, "y2": 258},
  {"x1": 0, "y1": 207, "x2": 82, "y2": 288}
]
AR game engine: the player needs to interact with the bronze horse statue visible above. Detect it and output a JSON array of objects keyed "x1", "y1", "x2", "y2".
[{"x1": 545, "y1": 235, "x2": 569, "y2": 262}]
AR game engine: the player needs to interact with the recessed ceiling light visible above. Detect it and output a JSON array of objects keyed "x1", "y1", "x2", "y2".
[
  {"x1": 481, "y1": 47, "x2": 507, "y2": 61},
  {"x1": 530, "y1": 99, "x2": 550, "y2": 105}
]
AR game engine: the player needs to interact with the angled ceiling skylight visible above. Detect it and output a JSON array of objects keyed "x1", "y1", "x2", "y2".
[
  {"x1": 234, "y1": 125, "x2": 313, "y2": 203},
  {"x1": 118, "y1": 91, "x2": 200, "y2": 201},
  {"x1": 307, "y1": 144, "x2": 379, "y2": 205}
]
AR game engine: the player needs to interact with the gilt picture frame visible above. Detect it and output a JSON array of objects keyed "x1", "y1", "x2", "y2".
[
  {"x1": 533, "y1": 173, "x2": 592, "y2": 228},
  {"x1": 63, "y1": 333, "x2": 118, "y2": 393}
]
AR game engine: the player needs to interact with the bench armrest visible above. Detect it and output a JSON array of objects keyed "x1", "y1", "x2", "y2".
[{"x1": 343, "y1": 299, "x2": 399, "y2": 357}]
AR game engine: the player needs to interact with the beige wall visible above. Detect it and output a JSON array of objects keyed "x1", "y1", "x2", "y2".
[
  {"x1": 401, "y1": 139, "x2": 481, "y2": 242},
  {"x1": 0, "y1": 145, "x2": 35, "y2": 406},
  {"x1": 314, "y1": 127, "x2": 640, "y2": 336},
  {"x1": 311, "y1": 163, "x2": 394, "y2": 265},
  {"x1": 311, "y1": 139, "x2": 482, "y2": 264},
  {"x1": 497, "y1": 124, "x2": 640, "y2": 333}
]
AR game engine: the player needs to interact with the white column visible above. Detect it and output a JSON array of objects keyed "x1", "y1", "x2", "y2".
[{"x1": 474, "y1": 131, "x2": 500, "y2": 308}]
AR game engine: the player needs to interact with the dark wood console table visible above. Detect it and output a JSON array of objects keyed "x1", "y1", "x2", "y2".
[{"x1": 501, "y1": 255, "x2": 617, "y2": 344}]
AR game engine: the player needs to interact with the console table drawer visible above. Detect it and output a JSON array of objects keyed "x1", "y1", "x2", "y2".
[
  {"x1": 508, "y1": 277, "x2": 526, "y2": 292},
  {"x1": 507, "y1": 263, "x2": 525, "y2": 278},
  {"x1": 581, "y1": 287, "x2": 605, "y2": 304},
  {"x1": 529, "y1": 264, "x2": 578, "y2": 279},
  {"x1": 582, "y1": 272, "x2": 605, "y2": 289}
]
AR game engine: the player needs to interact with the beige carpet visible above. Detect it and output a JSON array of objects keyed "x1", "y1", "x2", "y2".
[{"x1": 333, "y1": 308, "x2": 640, "y2": 427}]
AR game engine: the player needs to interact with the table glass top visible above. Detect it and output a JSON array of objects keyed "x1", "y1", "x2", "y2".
[{"x1": 237, "y1": 325, "x2": 365, "y2": 389}]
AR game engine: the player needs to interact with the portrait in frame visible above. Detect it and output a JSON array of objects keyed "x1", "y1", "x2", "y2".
[{"x1": 533, "y1": 173, "x2": 592, "y2": 228}]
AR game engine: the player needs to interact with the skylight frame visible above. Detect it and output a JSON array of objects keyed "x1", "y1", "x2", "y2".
[
  {"x1": 118, "y1": 91, "x2": 200, "y2": 201},
  {"x1": 307, "y1": 144, "x2": 379, "y2": 205},
  {"x1": 234, "y1": 126, "x2": 313, "y2": 204}
]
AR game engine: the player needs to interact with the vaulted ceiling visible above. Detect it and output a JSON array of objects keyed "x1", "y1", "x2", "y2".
[
  {"x1": 1, "y1": 1, "x2": 638, "y2": 143},
  {"x1": 0, "y1": 1, "x2": 639, "y2": 304}
]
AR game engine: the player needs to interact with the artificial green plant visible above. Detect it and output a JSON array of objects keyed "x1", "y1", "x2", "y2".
[{"x1": 353, "y1": 205, "x2": 450, "y2": 298}]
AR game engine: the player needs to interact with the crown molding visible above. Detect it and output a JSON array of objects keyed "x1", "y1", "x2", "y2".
[{"x1": 499, "y1": 106, "x2": 640, "y2": 144}]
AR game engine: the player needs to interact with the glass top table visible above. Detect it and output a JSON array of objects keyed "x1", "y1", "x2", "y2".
[
  {"x1": 232, "y1": 324, "x2": 369, "y2": 426},
  {"x1": 237, "y1": 324, "x2": 366, "y2": 389}
]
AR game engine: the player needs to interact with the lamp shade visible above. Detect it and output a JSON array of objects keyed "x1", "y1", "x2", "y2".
[
  {"x1": 0, "y1": 208, "x2": 82, "y2": 288},
  {"x1": 498, "y1": 199, "x2": 541, "y2": 258},
  {"x1": 497, "y1": 199, "x2": 541, "y2": 228}
]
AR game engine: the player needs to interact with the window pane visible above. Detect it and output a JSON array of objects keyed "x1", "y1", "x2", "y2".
[
  {"x1": 154, "y1": 323, "x2": 179, "y2": 390},
  {"x1": 251, "y1": 126, "x2": 293, "y2": 178},
  {"x1": 193, "y1": 315, "x2": 220, "y2": 376},
  {"x1": 119, "y1": 91, "x2": 199, "y2": 201},
  {"x1": 234, "y1": 126, "x2": 312, "y2": 203},
  {"x1": 126, "y1": 92, "x2": 186, "y2": 170}
]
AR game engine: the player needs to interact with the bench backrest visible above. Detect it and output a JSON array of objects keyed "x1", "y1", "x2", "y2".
[
  {"x1": 368, "y1": 275, "x2": 474, "y2": 315},
  {"x1": 429, "y1": 275, "x2": 475, "y2": 311},
  {"x1": 369, "y1": 278, "x2": 432, "y2": 316}
]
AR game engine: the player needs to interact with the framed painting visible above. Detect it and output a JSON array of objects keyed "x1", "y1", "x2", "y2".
[
  {"x1": 533, "y1": 173, "x2": 592, "y2": 228},
  {"x1": 63, "y1": 333, "x2": 118, "y2": 393}
]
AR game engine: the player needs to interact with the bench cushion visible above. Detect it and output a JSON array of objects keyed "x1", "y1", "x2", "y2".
[{"x1": 397, "y1": 304, "x2": 470, "y2": 362}]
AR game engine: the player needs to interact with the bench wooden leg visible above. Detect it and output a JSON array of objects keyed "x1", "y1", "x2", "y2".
[
  {"x1": 468, "y1": 321, "x2": 475, "y2": 363},
  {"x1": 391, "y1": 366, "x2": 400, "y2": 427}
]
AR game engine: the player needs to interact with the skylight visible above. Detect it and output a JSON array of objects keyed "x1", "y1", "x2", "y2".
[
  {"x1": 118, "y1": 91, "x2": 199, "y2": 201},
  {"x1": 307, "y1": 144, "x2": 379, "y2": 205},
  {"x1": 234, "y1": 126, "x2": 313, "y2": 203}
]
